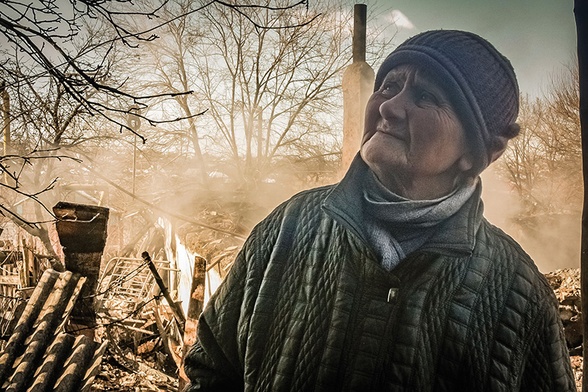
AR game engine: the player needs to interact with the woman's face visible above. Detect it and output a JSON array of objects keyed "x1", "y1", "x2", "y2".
[{"x1": 360, "y1": 64, "x2": 473, "y2": 197}]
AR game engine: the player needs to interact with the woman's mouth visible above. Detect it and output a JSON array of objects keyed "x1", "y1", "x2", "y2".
[{"x1": 377, "y1": 127, "x2": 406, "y2": 141}]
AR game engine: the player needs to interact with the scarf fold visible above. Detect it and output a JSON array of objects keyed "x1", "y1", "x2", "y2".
[{"x1": 324, "y1": 155, "x2": 477, "y2": 271}]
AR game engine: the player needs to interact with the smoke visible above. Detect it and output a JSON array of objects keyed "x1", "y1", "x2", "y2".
[
  {"x1": 385, "y1": 10, "x2": 415, "y2": 30},
  {"x1": 481, "y1": 167, "x2": 580, "y2": 273}
]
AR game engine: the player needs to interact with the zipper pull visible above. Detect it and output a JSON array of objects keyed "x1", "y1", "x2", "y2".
[{"x1": 387, "y1": 288, "x2": 398, "y2": 303}]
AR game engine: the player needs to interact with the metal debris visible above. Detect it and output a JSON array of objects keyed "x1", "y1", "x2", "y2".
[{"x1": 0, "y1": 269, "x2": 107, "y2": 391}]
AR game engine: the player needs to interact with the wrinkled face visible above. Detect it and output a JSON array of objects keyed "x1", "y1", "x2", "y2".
[{"x1": 360, "y1": 64, "x2": 473, "y2": 195}]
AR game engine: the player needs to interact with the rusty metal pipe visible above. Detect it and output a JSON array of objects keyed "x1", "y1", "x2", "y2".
[{"x1": 141, "y1": 251, "x2": 186, "y2": 335}]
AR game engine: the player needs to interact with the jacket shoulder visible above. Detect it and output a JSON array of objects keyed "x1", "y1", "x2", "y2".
[
  {"x1": 244, "y1": 184, "x2": 335, "y2": 250},
  {"x1": 262, "y1": 184, "x2": 335, "y2": 224},
  {"x1": 286, "y1": 184, "x2": 335, "y2": 206},
  {"x1": 475, "y1": 219, "x2": 554, "y2": 298}
]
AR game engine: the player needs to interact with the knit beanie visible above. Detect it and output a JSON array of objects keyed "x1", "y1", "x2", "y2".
[{"x1": 374, "y1": 30, "x2": 520, "y2": 173}]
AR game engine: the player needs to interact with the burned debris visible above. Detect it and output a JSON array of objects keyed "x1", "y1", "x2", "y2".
[
  {"x1": 0, "y1": 202, "x2": 111, "y2": 391},
  {"x1": 0, "y1": 200, "x2": 238, "y2": 391},
  {"x1": 0, "y1": 200, "x2": 585, "y2": 391},
  {"x1": 53, "y1": 202, "x2": 110, "y2": 332},
  {"x1": 544, "y1": 268, "x2": 583, "y2": 389},
  {"x1": 0, "y1": 269, "x2": 106, "y2": 391}
]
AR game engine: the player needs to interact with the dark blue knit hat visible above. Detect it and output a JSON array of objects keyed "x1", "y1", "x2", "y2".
[{"x1": 375, "y1": 30, "x2": 520, "y2": 172}]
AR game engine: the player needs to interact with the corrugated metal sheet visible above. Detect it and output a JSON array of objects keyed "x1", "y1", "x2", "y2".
[{"x1": 0, "y1": 269, "x2": 107, "y2": 391}]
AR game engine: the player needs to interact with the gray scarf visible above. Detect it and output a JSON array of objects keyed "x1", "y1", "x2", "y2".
[
  {"x1": 362, "y1": 169, "x2": 475, "y2": 270},
  {"x1": 324, "y1": 156, "x2": 476, "y2": 271}
]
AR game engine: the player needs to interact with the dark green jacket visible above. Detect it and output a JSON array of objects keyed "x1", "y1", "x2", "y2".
[{"x1": 184, "y1": 184, "x2": 574, "y2": 391}]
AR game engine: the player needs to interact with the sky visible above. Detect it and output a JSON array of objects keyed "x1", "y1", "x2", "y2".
[{"x1": 371, "y1": 0, "x2": 577, "y2": 98}]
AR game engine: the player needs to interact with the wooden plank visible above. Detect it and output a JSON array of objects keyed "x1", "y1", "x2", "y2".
[
  {"x1": 179, "y1": 255, "x2": 207, "y2": 390},
  {"x1": 0, "y1": 275, "x2": 19, "y2": 286}
]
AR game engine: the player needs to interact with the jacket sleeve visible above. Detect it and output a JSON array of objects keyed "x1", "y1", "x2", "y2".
[
  {"x1": 183, "y1": 204, "x2": 285, "y2": 391},
  {"x1": 519, "y1": 290, "x2": 575, "y2": 392},
  {"x1": 182, "y1": 252, "x2": 247, "y2": 391}
]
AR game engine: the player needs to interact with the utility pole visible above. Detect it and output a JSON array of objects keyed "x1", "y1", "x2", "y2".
[
  {"x1": 1, "y1": 81, "x2": 10, "y2": 185},
  {"x1": 1, "y1": 81, "x2": 9, "y2": 152},
  {"x1": 127, "y1": 107, "x2": 141, "y2": 195}
]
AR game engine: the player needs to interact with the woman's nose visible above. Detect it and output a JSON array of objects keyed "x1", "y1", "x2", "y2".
[{"x1": 379, "y1": 87, "x2": 410, "y2": 121}]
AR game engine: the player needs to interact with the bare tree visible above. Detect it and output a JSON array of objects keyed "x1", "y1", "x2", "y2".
[
  {"x1": 500, "y1": 63, "x2": 581, "y2": 218},
  {"x1": 181, "y1": 0, "x2": 390, "y2": 188},
  {"x1": 191, "y1": 1, "x2": 342, "y2": 185},
  {"x1": 497, "y1": 62, "x2": 581, "y2": 269},
  {"x1": 0, "y1": 0, "x2": 316, "y2": 256},
  {"x1": 0, "y1": 0, "x2": 314, "y2": 137},
  {"x1": 131, "y1": 1, "x2": 209, "y2": 183},
  {"x1": 499, "y1": 96, "x2": 547, "y2": 216},
  {"x1": 119, "y1": 0, "x2": 390, "y2": 189}
]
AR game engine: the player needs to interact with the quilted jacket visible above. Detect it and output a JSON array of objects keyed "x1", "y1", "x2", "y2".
[{"x1": 184, "y1": 182, "x2": 575, "y2": 391}]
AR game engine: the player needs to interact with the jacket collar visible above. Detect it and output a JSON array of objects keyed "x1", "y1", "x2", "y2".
[{"x1": 323, "y1": 154, "x2": 484, "y2": 258}]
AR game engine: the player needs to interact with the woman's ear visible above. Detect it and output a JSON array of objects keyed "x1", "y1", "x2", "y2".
[
  {"x1": 489, "y1": 135, "x2": 509, "y2": 163},
  {"x1": 458, "y1": 154, "x2": 474, "y2": 172},
  {"x1": 489, "y1": 123, "x2": 520, "y2": 163}
]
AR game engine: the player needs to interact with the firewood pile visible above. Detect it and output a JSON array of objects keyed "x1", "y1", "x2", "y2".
[{"x1": 544, "y1": 268, "x2": 582, "y2": 391}]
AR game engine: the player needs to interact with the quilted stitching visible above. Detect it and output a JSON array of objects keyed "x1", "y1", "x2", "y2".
[{"x1": 185, "y1": 187, "x2": 574, "y2": 392}]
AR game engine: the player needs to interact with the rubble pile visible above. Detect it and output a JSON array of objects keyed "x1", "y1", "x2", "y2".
[
  {"x1": 92, "y1": 352, "x2": 178, "y2": 391},
  {"x1": 544, "y1": 268, "x2": 582, "y2": 391},
  {"x1": 1, "y1": 217, "x2": 586, "y2": 391},
  {"x1": 90, "y1": 267, "x2": 587, "y2": 391}
]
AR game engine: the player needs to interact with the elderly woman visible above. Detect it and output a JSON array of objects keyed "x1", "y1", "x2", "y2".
[{"x1": 184, "y1": 30, "x2": 574, "y2": 391}]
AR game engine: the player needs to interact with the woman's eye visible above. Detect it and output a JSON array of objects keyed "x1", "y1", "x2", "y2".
[
  {"x1": 381, "y1": 83, "x2": 400, "y2": 97},
  {"x1": 417, "y1": 90, "x2": 438, "y2": 104}
]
